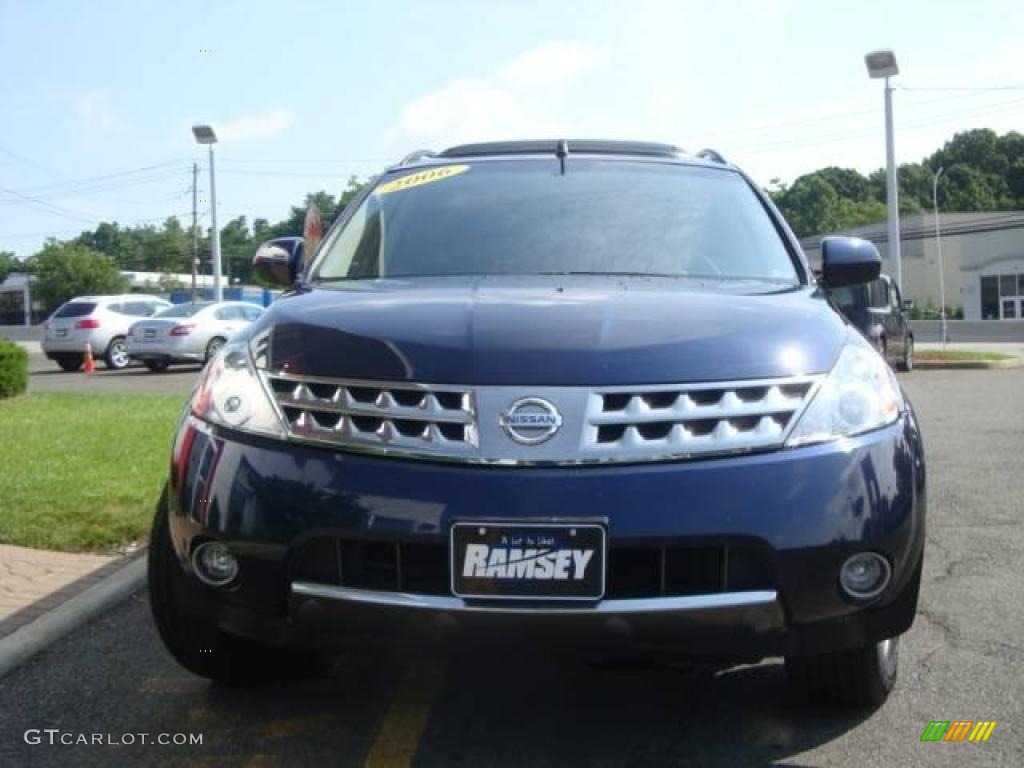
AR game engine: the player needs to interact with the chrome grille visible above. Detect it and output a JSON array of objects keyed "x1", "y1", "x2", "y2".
[
  {"x1": 260, "y1": 371, "x2": 819, "y2": 464},
  {"x1": 263, "y1": 371, "x2": 477, "y2": 458},
  {"x1": 581, "y1": 377, "x2": 818, "y2": 460}
]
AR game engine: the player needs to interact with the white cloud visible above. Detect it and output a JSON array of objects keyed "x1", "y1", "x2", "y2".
[
  {"x1": 400, "y1": 41, "x2": 608, "y2": 147},
  {"x1": 215, "y1": 108, "x2": 296, "y2": 142},
  {"x1": 499, "y1": 41, "x2": 608, "y2": 91},
  {"x1": 74, "y1": 92, "x2": 122, "y2": 131}
]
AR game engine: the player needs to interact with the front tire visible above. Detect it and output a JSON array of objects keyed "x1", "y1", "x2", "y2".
[
  {"x1": 148, "y1": 486, "x2": 324, "y2": 684},
  {"x1": 104, "y1": 336, "x2": 130, "y2": 370},
  {"x1": 899, "y1": 337, "x2": 914, "y2": 372},
  {"x1": 204, "y1": 337, "x2": 226, "y2": 363},
  {"x1": 785, "y1": 635, "x2": 900, "y2": 708}
]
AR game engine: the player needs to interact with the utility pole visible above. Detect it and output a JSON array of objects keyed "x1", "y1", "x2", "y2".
[
  {"x1": 208, "y1": 144, "x2": 222, "y2": 302},
  {"x1": 865, "y1": 50, "x2": 902, "y2": 291},
  {"x1": 191, "y1": 161, "x2": 199, "y2": 303},
  {"x1": 191, "y1": 125, "x2": 221, "y2": 302},
  {"x1": 933, "y1": 166, "x2": 947, "y2": 345},
  {"x1": 884, "y1": 77, "x2": 902, "y2": 292}
]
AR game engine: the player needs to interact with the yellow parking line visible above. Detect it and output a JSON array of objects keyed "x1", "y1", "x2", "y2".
[{"x1": 364, "y1": 657, "x2": 447, "y2": 768}]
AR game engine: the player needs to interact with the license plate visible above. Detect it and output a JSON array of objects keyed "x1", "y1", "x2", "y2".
[
  {"x1": 451, "y1": 523, "x2": 605, "y2": 601},
  {"x1": 145, "y1": 329, "x2": 155, "y2": 339},
  {"x1": 56, "y1": 329, "x2": 67, "y2": 338}
]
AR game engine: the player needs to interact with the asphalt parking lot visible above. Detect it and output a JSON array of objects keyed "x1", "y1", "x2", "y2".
[
  {"x1": 26, "y1": 348, "x2": 199, "y2": 395},
  {"x1": 1, "y1": 368, "x2": 1022, "y2": 767}
]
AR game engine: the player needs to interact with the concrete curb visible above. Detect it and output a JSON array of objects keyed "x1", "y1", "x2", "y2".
[
  {"x1": 0, "y1": 555, "x2": 146, "y2": 679},
  {"x1": 914, "y1": 358, "x2": 1024, "y2": 370}
]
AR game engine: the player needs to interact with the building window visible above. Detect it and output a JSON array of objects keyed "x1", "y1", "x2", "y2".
[
  {"x1": 981, "y1": 276, "x2": 1000, "y2": 319},
  {"x1": 999, "y1": 275, "x2": 1017, "y2": 297}
]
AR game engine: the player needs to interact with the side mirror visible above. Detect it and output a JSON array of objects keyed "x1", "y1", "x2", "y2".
[
  {"x1": 252, "y1": 238, "x2": 299, "y2": 288},
  {"x1": 820, "y1": 236, "x2": 881, "y2": 288},
  {"x1": 902, "y1": 299, "x2": 914, "y2": 312}
]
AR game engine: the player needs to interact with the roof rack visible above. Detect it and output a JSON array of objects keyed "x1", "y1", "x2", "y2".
[
  {"x1": 696, "y1": 148, "x2": 727, "y2": 164},
  {"x1": 437, "y1": 140, "x2": 684, "y2": 159},
  {"x1": 398, "y1": 149, "x2": 437, "y2": 165}
]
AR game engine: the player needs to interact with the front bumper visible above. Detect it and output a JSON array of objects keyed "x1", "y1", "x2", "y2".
[{"x1": 166, "y1": 410, "x2": 926, "y2": 657}]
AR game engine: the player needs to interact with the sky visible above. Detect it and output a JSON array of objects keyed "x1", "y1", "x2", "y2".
[{"x1": 1, "y1": 0, "x2": 1023, "y2": 257}]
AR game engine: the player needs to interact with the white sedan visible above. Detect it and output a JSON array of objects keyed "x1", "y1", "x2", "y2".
[{"x1": 126, "y1": 301, "x2": 264, "y2": 372}]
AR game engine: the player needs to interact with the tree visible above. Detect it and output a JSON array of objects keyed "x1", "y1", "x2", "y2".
[
  {"x1": 769, "y1": 129, "x2": 1024, "y2": 236},
  {"x1": 220, "y1": 216, "x2": 255, "y2": 285},
  {"x1": 32, "y1": 242, "x2": 127, "y2": 310},
  {"x1": 0, "y1": 251, "x2": 15, "y2": 283},
  {"x1": 942, "y1": 164, "x2": 1002, "y2": 211}
]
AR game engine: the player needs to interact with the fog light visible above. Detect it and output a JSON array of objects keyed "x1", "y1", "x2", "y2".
[
  {"x1": 192, "y1": 541, "x2": 239, "y2": 587},
  {"x1": 840, "y1": 552, "x2": 891, "y2": 599}
]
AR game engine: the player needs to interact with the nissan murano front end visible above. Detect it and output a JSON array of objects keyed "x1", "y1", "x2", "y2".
[{"x1": 149, "y1": 140, "x2": 925, "y2": 708}]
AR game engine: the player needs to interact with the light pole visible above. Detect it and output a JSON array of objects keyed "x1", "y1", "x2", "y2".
[
  {"x1": 865, "y1": 50, "x2": 902, "y2": 292},
  {"x1": 933, "y1": 166, "x2": 947, "y2": 344},
  {"x1": 192, "y1": 124, "x2": 222, "y2": 302}
]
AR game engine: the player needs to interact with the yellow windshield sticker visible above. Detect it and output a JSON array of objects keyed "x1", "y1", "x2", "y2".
[{"x1": 375, "y1": 164, "x2": 470, "y2": 196}]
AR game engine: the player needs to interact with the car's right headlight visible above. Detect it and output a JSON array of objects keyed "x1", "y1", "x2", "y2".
[
  {"x1": 786, "y1": 341, "x2": 903, "y2": 447},
  {"x1": 190, "y1": 338, "x2": 286, "y2": 438}
]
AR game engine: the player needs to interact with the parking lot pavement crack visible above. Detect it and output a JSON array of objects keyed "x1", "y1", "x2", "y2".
[
  {"x1": 917, "y1": 607, "x2": 1024, "y2": 664},
  {"x1": 917, "y1": 607, "x2": 960, "y2": 648},
  {"x1": 930, "y1": 551, "x2": 991, "y2": 586}
]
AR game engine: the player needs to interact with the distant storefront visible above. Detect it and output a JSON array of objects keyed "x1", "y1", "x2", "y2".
[
  {"x1": 0, "y1": 273, "x2": 40, "y2": 325},
  {"x1": 802, "y1": 211, "x2": 1024, "y2": 321}
]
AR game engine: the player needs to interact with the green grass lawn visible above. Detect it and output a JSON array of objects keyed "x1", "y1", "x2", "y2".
[
  {"x1": 0, "y1": 392, "x2": 185, "y2": 551},
  {"x1": 916, "y1": 349, "x2": 1013, "y2": 362}
]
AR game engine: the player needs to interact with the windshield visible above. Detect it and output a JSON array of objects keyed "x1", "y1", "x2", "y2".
[
  {"x1": 313, "y1": 160, "x2": 799, "y2": 284},
  {"x1": 155, "y1": 303, "x2": 210, "y2": 318}
]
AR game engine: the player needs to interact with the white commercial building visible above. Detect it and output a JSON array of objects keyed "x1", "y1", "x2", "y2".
[{"x1": 801, "y1": 211, "x2": 1024, "y2": 321}]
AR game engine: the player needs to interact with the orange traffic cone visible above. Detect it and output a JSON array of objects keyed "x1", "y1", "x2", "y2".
[{"x1": 83, "y1": 343, "x2": 96, "y2": 374}]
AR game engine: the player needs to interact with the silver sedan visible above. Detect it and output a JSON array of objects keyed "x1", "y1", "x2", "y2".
[{"x1": 126, "y1": 301, "x2": 264, "y2": 372}]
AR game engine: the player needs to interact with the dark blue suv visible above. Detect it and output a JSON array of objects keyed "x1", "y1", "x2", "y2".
[{"x1": 149, "y1": 141, "x2": 925, "y2": 707}]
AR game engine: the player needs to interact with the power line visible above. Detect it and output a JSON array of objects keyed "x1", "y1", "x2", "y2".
[
  {"x1": 0, "y1": 168, "x2": 191, "y2": 205},
  {"x1": 0, "y1": 187, "x2": 102, "y2": 223},
  {"x1": 0, "y1": 143, "x2": 56, "y2": 174},
  {"x1": 899, "y1": 84, "x2": 1024, "y2": 92},
  {"x1": 728, "y1": 96, "x2": 1024, "y2": 155},
  {"x1": 8, "y1": 159, "x2": 190, "y2": 195},
  {"x1": 691, "y1": 88, "x2": 1023, "y2": 148},
  {"x1": 0, "y1": 209, "x2": 204, "y2": 242},
  {"x1": 217, "y1": 168, "x2": 373, "y2": 179}
]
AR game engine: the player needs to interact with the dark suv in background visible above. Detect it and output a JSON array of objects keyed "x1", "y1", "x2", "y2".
[
  {"x1": 149, "y1": 140, "x2": 925, "y2": 708},
  {"x1": 828, "y1": 274, "x2": 914, "y2": 371}
]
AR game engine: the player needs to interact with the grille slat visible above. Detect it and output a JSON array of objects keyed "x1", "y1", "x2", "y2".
[
  {"x1": 584, "y1": 378, "x2": 817, "y2": 459},
  {"x1": 264, "y1": 371, "x2": 477, "y2": 456}
]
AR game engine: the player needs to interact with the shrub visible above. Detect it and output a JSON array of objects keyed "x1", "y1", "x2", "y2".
[{"x1": 0, "y1": 339, "x2": 28, "y2": 399}]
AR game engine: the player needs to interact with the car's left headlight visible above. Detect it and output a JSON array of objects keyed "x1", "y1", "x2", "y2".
[
  {"x1": 786, "y1": 341, "x2": 904, "y2": 447},
  {"x1": 190, "y1": 339, "x2": 286, "y2": 438}
]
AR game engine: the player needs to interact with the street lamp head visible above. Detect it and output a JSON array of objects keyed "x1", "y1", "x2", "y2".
[
  {"x1": 865, "y1": 49, "x2": 899, "y2": 79},
  {"x1": 192, "y1": 124, "x2": 218, "y2": 145}
]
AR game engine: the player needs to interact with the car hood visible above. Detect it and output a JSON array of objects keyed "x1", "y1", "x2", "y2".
[{"x1": 259, "y1": 276, "x2": 847, "y2": 386}]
